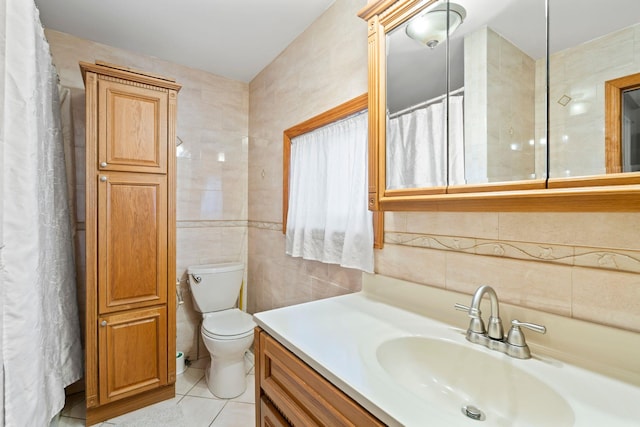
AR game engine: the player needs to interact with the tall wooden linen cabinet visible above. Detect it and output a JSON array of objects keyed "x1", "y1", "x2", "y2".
[{"x1": 80, "y1": 61, "x2": 181, "y2": 425}]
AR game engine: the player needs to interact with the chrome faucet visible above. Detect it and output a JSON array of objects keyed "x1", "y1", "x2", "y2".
[
  {"x1": 455, "y1": 285, "x2": 546, "y2": 359},
  {"x1": 468, "y1": 285, "x2": 504, "y2": 341}
]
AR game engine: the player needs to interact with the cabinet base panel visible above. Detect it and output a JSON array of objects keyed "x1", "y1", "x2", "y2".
[{"x1": 86, "y1": 384, "x2": 175, "y2": 426}]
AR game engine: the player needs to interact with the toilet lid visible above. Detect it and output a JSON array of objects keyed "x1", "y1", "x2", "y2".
[{"x1": 202, "y1": 309, "x2": 256, "y2": 337}]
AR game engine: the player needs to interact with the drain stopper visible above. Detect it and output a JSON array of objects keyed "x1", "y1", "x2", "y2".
[{"x1": 462, "y1": 405, "x2": 485, "y2": 421}]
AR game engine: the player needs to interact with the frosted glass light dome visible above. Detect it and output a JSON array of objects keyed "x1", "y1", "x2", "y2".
[{"x1": 405, "y1": 2, "x2": 466, "y2": 48}]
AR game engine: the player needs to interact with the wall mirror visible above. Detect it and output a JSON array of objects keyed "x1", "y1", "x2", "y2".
[
  {"x1": 548, "y1": 0, "x2": 640, "y2": 180},
  {"x1": 360, "y1": 0, "x2": 640, "y2": 211},
  {"x1": 386, "y1": 0, "x2": 546, "y2": 191}
]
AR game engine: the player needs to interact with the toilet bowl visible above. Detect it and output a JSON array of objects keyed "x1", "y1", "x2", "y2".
[
  {"x1": 201, "y1": 308, "x2": 255, "y2": 397},
  {"x1": 187, "y1": 262, "x2": 255, "y2": 398}
]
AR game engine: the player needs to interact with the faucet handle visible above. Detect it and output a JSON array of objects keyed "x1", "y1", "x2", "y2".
[
  {"x1": 506, "y1": 319, "x2": 546, "y2": 346},
  {"x1": 454, "y1": 303, "x2": 485, "y2": 335},
  {"x1": 454, "y1": 303, "x2": 470, "y2": 312},
  {"x1": 454, "y1": 303, "x2": 481, "y2": 318},
  {"x1": 505, "y1": 319, "x2": 546, "y2": 359},
  {"x1": 511, "y1": 319, "x2": 546, "y2": 334}
]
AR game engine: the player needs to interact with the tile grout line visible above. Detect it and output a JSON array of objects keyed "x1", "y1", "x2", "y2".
[{"x1": 207, "y1": 399, "x2": 229, "y2": 427}]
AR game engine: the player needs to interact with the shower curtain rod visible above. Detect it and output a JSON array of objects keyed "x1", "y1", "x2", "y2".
[{"x1": 389, "y1": 86, "x2": 464, "y2": 119}]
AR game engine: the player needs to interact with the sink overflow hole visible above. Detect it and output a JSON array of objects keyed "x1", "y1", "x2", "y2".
[{"x1": 461, "y1": 405, "x2": 486, "y2": 421}]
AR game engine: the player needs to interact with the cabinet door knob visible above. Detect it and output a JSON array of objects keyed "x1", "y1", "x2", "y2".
[
  {"x1": 100, "y1": 176, "x2": 107, "y2": 182},
  {"x1": 100, "y1": 161, "x2": 108, "y2": 168},
  {"x1": 100, "y1": 320, "x2": 107, "y2": 327}
]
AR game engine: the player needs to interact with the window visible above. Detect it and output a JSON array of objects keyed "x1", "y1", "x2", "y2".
[{"x1": 283, "y1": 94, "x2": 381, "y2": 272}]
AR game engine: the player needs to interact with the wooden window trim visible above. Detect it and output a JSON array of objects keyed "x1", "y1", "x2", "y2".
[
  {"x1": 283, "y1": 93, "x2": 383, "y2": 249},
  {"x1": 605, "y1": 72, "x2": 640, "y2": 173}
]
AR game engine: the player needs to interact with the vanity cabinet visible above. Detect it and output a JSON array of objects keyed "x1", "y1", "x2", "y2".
[
  {"x1": 81, "y1": 61, "x2": 180, "y2": 425},
  {"x1": 255, "y1": 328, "x2": 385, "y2": 427},
  {"x1": 260, "y1": 397, "x2": 290, "y2": 427}
]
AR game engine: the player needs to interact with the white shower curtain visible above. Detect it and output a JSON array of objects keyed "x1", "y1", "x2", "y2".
[
  {"x1": 1, "y1": 1, "x2": 83, "y2": 426},
  {"x1": 387, "y1": 95, "x2": 465, "y2": 188},
  {"x1": 286, "y1": 112, "x2": 374, "y2": 273},
  {"x1": 448, "y1": 95, "x2": 466, "y2": 185}
]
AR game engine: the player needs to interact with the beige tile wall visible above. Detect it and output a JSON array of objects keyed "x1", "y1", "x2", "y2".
[
  {"x1": 248, "y1": 0, "x2": 640, "y2": 335},
  {"x1": 45, "y1": 29, "x2": 249, "y2": 360},
  {"x1": 381, "y1": 212, "x2": 640, "y2": 332},
  {"x1": 464, "y1": 27, "x2": 537, "y2": 183},
  {"x1": 247, "y1": 0, "x2": 369, "y2": 314},
  {"x1": 485, "y1": 28, "x2": 537, "y2": 182}
]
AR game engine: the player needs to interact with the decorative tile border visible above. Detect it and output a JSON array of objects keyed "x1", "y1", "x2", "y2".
[
  {"x1": 161, "y1": 220, "x2": 283, "y2": 230},
  {"x1": 177, "y1": 220, "x2": 248, "y2": 228},
  {"x1": 248, "y1": 221, "x2": 282, "y2": 231},
  {"x1": 80, "y1": 221, "x2": 639, "y2": 274},
  {"x1": 78, "y1": 220, "x2": 251, "y2": 230},
  {"x1": 82, "y1": 219, "x2": 281, "y2": 230},
  {"x1": 573, "y1": 248, "x2": 640, "y2": 273},
  {"x1": 475, "y1": 240, "x2": 574, "y2": 266},
  {"x1": 385, "y1": 232, "x2": 640, "y2": 274},
  {"x1": 385, "y1": 232, "x2": 476, "y2": 253}
]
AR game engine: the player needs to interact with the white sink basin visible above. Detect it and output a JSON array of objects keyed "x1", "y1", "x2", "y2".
[
  {"x1": 256, "y1": 279, "x2": 640, "y2": 427},
  {"x1": 376, "y1": 336, "x2": 575, "y2": 426}
]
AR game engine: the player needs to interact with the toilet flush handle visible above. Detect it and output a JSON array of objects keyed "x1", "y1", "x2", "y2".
[{"x1": 192, "y1": 275, "x2": 202, "y2": 284}]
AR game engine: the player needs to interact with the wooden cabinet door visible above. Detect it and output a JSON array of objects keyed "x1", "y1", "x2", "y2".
[
  {"x1": 98, "y1": 172, "x2": 167, "y2": 313},
  {"x1": 98, "y1": 307, "x2": 168, "y2": 404},
  {"x1": 260, "y1": 397, "x2": 291, "y2": 427},
  {"x1": 258, "y1": 331, "x2": 385, "y2": 427},
  {"x1": 98, "y1": 78, "x2": 168, "y2": 173}
]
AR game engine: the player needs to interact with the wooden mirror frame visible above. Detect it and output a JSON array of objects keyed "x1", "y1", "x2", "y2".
[
  {"x1": 359, "y1": 0, "x2": 640, "y2": 212},
  {"x1": 283, "y1": 93, "x2": 384, "y2": 248}
]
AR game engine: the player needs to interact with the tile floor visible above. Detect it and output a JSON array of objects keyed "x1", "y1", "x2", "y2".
[{"x1": 58, "y1": 357, "x2": 255, "y2": 427}]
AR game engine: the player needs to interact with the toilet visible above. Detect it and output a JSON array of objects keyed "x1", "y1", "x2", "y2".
[{"x1": 187, "y1": 262, "x2": 255, "y2": 398}]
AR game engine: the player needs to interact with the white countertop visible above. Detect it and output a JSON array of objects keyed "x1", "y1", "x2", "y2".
[{"x1": 253, "y1": 274, "x2": 640, "y2": 426}]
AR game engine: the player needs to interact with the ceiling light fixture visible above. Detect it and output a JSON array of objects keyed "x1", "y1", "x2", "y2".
[{"x1": 405, "y1": 2, "x2": 467, "y2": 48}]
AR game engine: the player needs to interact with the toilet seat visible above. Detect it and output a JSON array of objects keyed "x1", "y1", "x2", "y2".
[{"x1": 202, "y1": 309, "x2": 255, "y2": 340}]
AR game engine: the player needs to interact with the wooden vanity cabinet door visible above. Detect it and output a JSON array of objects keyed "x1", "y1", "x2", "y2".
[
  {"x1": 256, "y1": 329, "x2": 384, "y2": 427},
  {"x1": 98, "y1": 78, "x2": 168, "y2": 173},
  {"x1": 260, "y1": 397, "x2": 291, "y2": 427},
  {"x1": 98, "y1": 307, "x2": 168, "y2": 404}
]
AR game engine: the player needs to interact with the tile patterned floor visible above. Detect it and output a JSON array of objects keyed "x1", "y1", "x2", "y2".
[{"x1": 58, "y1": 357, "x2": 255, "y2": 427}]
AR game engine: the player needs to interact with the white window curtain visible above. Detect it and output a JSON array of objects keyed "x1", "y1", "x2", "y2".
[
  {"x1": 286, "y1": 111, "x2": 374, "y2": 273},
  {"x1": 1, "y1": 1, "x2": 83, "y2": 426},
  {"x1": 387, "y1": 95, "x2": 465, "y2": 189}
]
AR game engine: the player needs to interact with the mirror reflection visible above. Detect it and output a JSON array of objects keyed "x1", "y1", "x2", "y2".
[
  {"x1": 386, "y1": 0, "x2": 547, "y2": 190},
  {"x1": 622, "y1": 88, "x2": 640, "y2": 172},
  {"x1": 548, "y1": 0, "x2": 640, "y2": 178},
  {"x1": 386, "y1": 2, "x2": 450, "y2": 189}
]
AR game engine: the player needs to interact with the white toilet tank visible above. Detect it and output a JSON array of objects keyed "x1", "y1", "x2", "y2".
[{"x1": 187, "y1": 262, "x2": 244, "y2": 313}]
